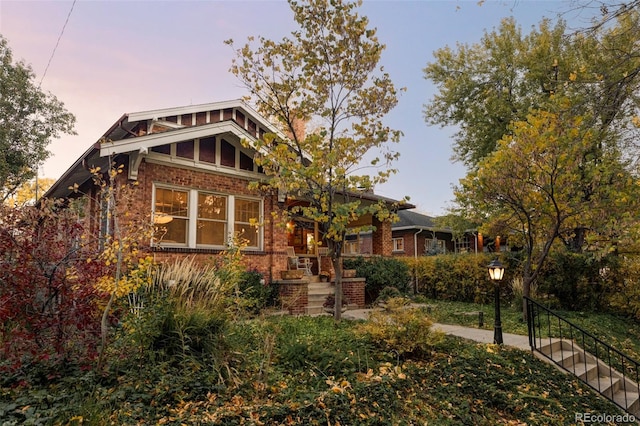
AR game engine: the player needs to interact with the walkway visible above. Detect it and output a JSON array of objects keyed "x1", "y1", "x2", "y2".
[{"x1": 342, "y1": 308, "x2": 531, "y2": 351}]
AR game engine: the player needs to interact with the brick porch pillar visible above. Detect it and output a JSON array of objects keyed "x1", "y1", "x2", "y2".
[{"x1": 372, "y1": 217, "x2": 392, "y2": 256}]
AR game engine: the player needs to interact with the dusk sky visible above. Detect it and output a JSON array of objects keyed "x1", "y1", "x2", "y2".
[{"x1": 1, "y1": 0, "x2": 586, "y2": 215}]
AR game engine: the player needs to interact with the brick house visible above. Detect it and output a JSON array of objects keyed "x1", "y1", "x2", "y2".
[
  {"x1": 45, "y1": 100, "x2": 403, "y2": 291},
  {"x1": 390, "y1": 210, "x2": 480, "y2": 257}
]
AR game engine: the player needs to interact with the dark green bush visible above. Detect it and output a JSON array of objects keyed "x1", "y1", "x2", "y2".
[
  {"x1": 537, "y1": 251, "x2": 613, "y2": 311},
  {"x1": 405, "y1": 254, "x2": 497, "y2": 304},
  {"x1": 376, "y1": 286, "x2": 402, "y2": 302},
  {"x1": 343, "y1": 256, "x2": 411, "y2": 304},
  {"x1": 238, "y1": 269, "x2": 278, "y2": 314}
]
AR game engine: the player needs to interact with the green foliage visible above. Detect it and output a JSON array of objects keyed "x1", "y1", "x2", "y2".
[
  {"x1": 424, "y1": 11, "x2": 640, "y2": 171},
  {"x1": 114, "y1": 251, "x2": 247, "y2": 383},
  {"x1": 0, "y1": 36, "x2": 76, "y2": 202},
  {"x1": 226, "y1": 0, "x2": 405, "y2": 319},
  {"x1": 344, "y1": 256, "x2": 411, "y2": 304},
  {"x1": 376, "y1": 286, "x2": 402, "y2": 302},
  {"x1": 607, "y1": 255, "x2": 640, "y2": 320},
  {"x1": 538, "y1": 251, "x2": 611, "y2": 311},
  {"x1": 237, "y1": 269, "x2": 278, "y2": 314},
  {"x1": 358, "y1": 298, "x2": 444, "y2": 359},
  {"x1": 405, "y1": 254, "x2": 496, "y2": 304},
  {"x1": 0, "y1": 313, "x2": 627, "y2": 424}
]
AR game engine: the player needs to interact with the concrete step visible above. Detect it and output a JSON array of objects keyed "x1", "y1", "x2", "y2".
[
  {"x1": 572, "y1": 360, "x2": 599, "y2": 382},
  {"x1": 537, "y1": 338, "x2": 640, "y2": 419},
  {"x1": 539, "y1": 341, "x2": 583, "y2": 369},
  {"x1": 589, "y1": 375, "x2": 622, "y2": 398},
  {"x1": 613, "y1": 389, "x2": 640, "y2": 415}
]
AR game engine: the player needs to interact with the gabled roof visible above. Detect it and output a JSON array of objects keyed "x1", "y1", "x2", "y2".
[
  {"x1": 44, "y1": 99, "x2": 411, "y2": 210},
  {"x1": 392, "y1": 210, "x2": 449, "y2": 232},
  {"x1": 45, "y1": 99, "x2": 281, "y2": 199}
]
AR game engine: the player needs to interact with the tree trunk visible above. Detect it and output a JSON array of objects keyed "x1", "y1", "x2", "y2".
[{"x1": 332, "y1": 256, "x2": 343, "y2": 322}]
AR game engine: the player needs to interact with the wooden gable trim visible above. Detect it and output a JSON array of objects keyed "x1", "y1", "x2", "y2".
[{"x1": 100, "y1": 121, "x2": 257, "y2": 157}]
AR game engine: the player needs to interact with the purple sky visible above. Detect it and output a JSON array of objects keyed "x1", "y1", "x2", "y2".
[{"x1": 0, "y1": 0, "x2": 580, "y2": 215}]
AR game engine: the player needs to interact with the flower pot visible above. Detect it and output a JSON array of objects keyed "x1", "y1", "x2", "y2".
[
  {"x1": 343, "y1": 269, "x2": 356, "y2": 278},
  {"x1": 280, "y1": 270, "x2": 304, "y2": 280}
]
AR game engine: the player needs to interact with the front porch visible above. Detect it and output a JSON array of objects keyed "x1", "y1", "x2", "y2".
[{"x1": 275, "y1": 275, "x2": 366, "y2": 315}]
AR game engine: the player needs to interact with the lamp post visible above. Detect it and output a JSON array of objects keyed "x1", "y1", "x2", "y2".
[{"x1": 488, "y1": 258, "x2": 505, "y2": 345}]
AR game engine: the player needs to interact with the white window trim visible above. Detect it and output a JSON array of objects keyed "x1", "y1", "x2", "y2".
[
  {"x1": 153, "y1": 183, "x2": 263, "y2": 250},
  {"x1": 392, "y1": 237, "x2": 404, "y2": 252}
]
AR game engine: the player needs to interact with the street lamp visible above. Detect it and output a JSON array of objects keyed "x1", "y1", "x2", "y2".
[{"x1": 488, "y1": 258, "x2": 505, "y2": 345}]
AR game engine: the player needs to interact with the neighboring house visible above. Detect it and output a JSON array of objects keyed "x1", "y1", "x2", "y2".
[
  {"x1": 45, "y1": 99, "x2": 404, "y2": 282},
  {"x1": 390, "y1": 210, "x2": 480, "y2": 256}
]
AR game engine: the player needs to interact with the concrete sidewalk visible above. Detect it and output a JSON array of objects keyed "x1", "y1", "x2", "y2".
[{"x1": 342, "y1": 308, "x2": 531, "y2": 351}]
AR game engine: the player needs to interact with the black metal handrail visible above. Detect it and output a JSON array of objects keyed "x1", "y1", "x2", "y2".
[{"x1": 525, "y1": 296, "x2": 640, "y2": 416}]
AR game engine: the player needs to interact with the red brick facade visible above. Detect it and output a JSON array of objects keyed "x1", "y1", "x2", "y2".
[
  {"x1": 343, "y1": 278, "x2": 366, "y2": 308},
  {"x1": 116, "y1": 159, "x2": 289, "y2": 282},
  {"x1": 47, "y1": 101, "x2": 404, "y2": 314}
]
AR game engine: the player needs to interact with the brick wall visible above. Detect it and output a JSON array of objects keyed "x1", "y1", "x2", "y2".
[
  {"x1": 278, "y1": 280, "x2": 308, "y2": 314},
  {"x1": 343, "y1": 278, "x2": 365, "y2": 308},
  {"x1": 107, "y1": 157, "x2": 289, "y2": 283},
  {"x1": 372, "y1": 217, "x2": 392, "y2": 256}
]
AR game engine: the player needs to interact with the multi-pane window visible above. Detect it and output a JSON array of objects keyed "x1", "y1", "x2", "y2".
[
  {"x1": 148, "y1": 137, "x2": 259, "y2": 173},
  {"x1": 344, "y1": 240, "x2": 359, "y2": 254},
  {"x1": 392, "y1": 237, "x2": 404, "y2": 252},
  {"x1": 153, "y1": 186, "x2": 262, "y2": 249},
  {"x1": 197, "y1": 193, "x2": 227, "y2": 245},
  {"x1": 455, "y1": 238, "x2": 472, "y2": 253},
  {"x1": 425, "y1": 239, "x2": 446, "y2": 255},
  {"x1": 235, "y1": 198, "x2": 260, "y2": 247},
  {"x1": 154, "y1": 188, "x2": 189, "y2": 244}
]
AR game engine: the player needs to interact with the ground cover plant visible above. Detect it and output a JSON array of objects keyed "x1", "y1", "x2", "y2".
[
  {"x1": 0, "y1": 306, "x2": 626, "y2": 424},
  {"x1": 420, "y1": 297, "x2": 640, "y2": 364}
]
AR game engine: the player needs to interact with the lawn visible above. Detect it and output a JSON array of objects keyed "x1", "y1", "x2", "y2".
[
  {"x1": 422, "y1": 297, "x2": 640, "y2": 363},
  {"x1": 0, "y1": 312, "x2": 627, "y2": 425}
]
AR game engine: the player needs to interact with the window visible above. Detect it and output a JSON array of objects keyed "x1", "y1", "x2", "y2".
[
  {"x1": 199, "y1": 137, "x2": 216, "y2": 163},
  {"x1": 154, "y1": 188, "x2": 189, "y2": 244},
  {"x1": 239, "y1": 151, "x2": 254, "y2": 171},
  {"x1": 197, "y1": 193, "x2": 226, "y2": 245},
  {"x1": 425, "y1": 239, "x2": 445, "y2": 255},
  {"x1": 176, "y1": 140, "x2": 194, "y2": 159},
  {"x1": 455, "y1": 238, "x2": 472, "y2": 253},
  {"x1": 153, "y1": 185, "x2": 262, "y2": 249},
  {"x1": 220, "y1": 139, "x2": 236, "y2": 167},
  {"x1": 344, "y1": 240, "x2": 359, "y2": 254},
  {"x1": 392, "y1": 237, "x2": 404, "y2": 252},
  {"x1": 235, "y1": 198, "x2": 260, "y2": 247}
]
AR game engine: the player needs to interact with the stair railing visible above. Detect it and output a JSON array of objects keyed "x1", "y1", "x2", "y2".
[{"x1": 525, "y1": 296, "x2": 640, "y2": 416}]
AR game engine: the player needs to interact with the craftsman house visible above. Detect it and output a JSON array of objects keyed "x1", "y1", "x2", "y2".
[
  {"x1": 45, "y1": 100, "x2": 403, "y2": 289},
  {"x1": 390, "y1": 210, "x2": 480, "y2": 256}
]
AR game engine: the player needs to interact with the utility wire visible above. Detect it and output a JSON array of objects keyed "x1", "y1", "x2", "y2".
[{"x1": 39, "y1": 0, "x2": 77, "y2": 87}]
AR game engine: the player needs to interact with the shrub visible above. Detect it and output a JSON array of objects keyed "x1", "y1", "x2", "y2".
[
  {"x1": 115, "y1": 250, "x2": 248, "y2": 383},
  {"x1": 376, "y1": 286, "x2": 405, "y2": 304},
  {"x1": 0, "y1": 203, "x2": 108, "y2": 381},
  {"x1": 357, "y1": 297, "x2": 443, "y2": 358},
  {"x1": 237, "y1": 269, "x2": 278, "y2": 314},
  {"x1": 405, "y1": 254, "x2": 496, "y2": 304},
  {"x1": 537, "y1": 251, "x2": 610, "y2": 311},
  {"x1": 343, "y1": 256, "x2": 411, "y2": 304}
]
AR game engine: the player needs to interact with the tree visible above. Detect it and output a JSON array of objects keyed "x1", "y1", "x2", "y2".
[
  {"x1": 423, "y1": 12, "x2": 640, "y2": 170},
  {"x1": 226, "y1": 0, "x2": 403, "y2": 320},
  {"x1": 0, "y1": 35, "x2": 75, "y2": 202},
  {"x1": 456, "y1": 99, "x2": 636, "y2": 318},
  {"x1": 4, "y1": 177, "x2": 55, "y2": 207},
  {"x1": 426, "y1": 7, "x2": 640, "y2": 260}
]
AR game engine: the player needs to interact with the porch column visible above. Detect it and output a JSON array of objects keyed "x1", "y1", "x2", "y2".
[{"x1": 372, "y1": 217, "x2": 392, "y2": 256}]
